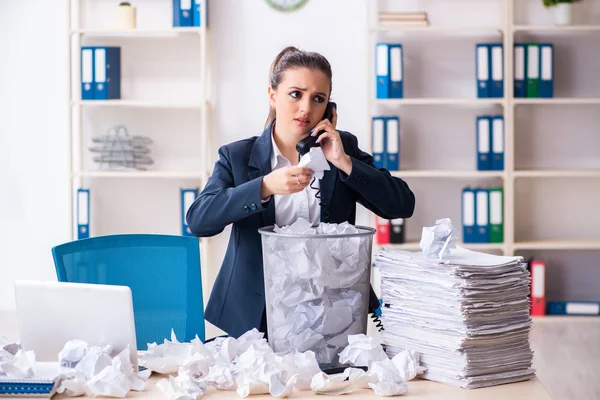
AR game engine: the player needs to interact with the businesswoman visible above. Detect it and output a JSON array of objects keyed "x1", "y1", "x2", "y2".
[{"x1": 186, "y1": 46, "x2": 415, "y2": 339}]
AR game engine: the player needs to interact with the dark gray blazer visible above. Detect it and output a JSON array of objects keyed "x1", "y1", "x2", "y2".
[{"x1": 186, "y1": 121, "x2": 415, "y2": 338}]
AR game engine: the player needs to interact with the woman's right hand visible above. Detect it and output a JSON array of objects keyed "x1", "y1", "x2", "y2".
[{"x1": 261, "y1": 166, "x2": 313, "y2": 199}]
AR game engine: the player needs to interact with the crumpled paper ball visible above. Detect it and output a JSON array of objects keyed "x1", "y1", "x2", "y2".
[{"x1": 419, "y1": 218, "x2": 457, "y2": 260}]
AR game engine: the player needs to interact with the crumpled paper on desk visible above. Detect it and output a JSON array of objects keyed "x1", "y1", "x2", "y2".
[
  {"x1": 419, "y1": 218, "x2": 458, "y2": 260},
  {"x1": 0, "y1": 338, "x2": 35, "y2": 379},
  {"x1": 56, "y1": 340, "x2": 150, "y2": 398},
  {"x1": 298, "y1": 146, "x2": 331, "y2": 180},
  {"x1": 264, "y1": 218, "x2": 372, "y2": 365}
]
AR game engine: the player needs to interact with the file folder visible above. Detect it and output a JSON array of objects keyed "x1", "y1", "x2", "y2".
[
  {"x1": 193, "y1": 0, "x2": 207, "y2": 27},
  {"x1": 476, "y1": 44, "x2": 490, "y2": 98},
  {"x1": 81, "y1": 47, "x2": 94, "y2": 100},
  {"x1": 372, "y1": 117, "x2": 385, "y2": 168},
  {"x1": 530, "y1": 260, "x2": 546, "y2": 316},
  {"x1": 514, "y1": 44, "x2": 526, "y2": 98},
  {"x1": 490, "y1": 44, "x2": 503, "y2": 98},
  {"x1": 385, "y1": 117, "x2": 400, "y2": 171},
  {"x1": 390, "y1": 218, "x2": 405, "y2": 244},
  {"x1": 488, "y1": 188, "x2": 503, "y2": 243},
  {"x1": 462, "y1": 188, "x2": 476, "y2": 243},
  {"x1": 376, "y1": 43, "x2": 390, "y2": 99},
  {"x1": 475, "y1": 189, "x2": 489, "y2": 243},
  {"x1": 77, "y1": 189, "x2": 90, "y2": 239},
  {"x1": 526, "y1": 44, "x2": 540, "y2": 98},
  {"x1": 181, "y1": 188, "x2": 198, "y2": 236},
  {"x1": 94, "y1": 47, "x2": 121, "y2": 100},
  {"x1": 173, "y1": 0, "x2": 193, "y2": 27},
  {"x1": 389, "y1": 44, "x2": 403, "y2": 98},
  {"x1": 491, "y1": 116, "x2": 504, "y2": 171},
  {"x1": 375, "y1": 216, "x2": 390, "y2": 245},
  {"x1": 547, "y1": 301, "x2": 600, "y2": 316},
  {"x1": 476, "y1": 116, "x2": 491, "y2": 171},
  {"x1": 540, "y1": 43, "x2": 554, "y2": 98}
]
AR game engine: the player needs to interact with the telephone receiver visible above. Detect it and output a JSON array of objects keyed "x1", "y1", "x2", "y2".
[{"x1": 296, "y1": 101, "x2": 337, "y2": 158}]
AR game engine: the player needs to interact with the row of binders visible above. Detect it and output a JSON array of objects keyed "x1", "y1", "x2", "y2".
[
  {"x1": 528, "y1": 260, "x2": 600, "y2": 317},
  {"x1": 477, "y1": 42, "x2": 554, "y2": 98},
  {"x1": 76, "y1": 188, "x2": 199, "y2": 239},
  {"x1": 81, "y1": 47, "x2": 121, "y2": 100},
  {"x1": 375, "y1": 43, "x2": 403, "y2": 98},
  {"x1": 172, "y1": 0, "x2": 206, "y2": 27},
  {"x1": 375, "y1": 216, "x2": 405, "y2": 245},
  {"x1": 371, "y1": 116, "x2": 400, "y2": 171},
  {"x1": 462, "y1": 187, "x2": 503, "y2": 244},
  {"x1": 477, "y1": 115, "x2": 504, "y2": 171}
]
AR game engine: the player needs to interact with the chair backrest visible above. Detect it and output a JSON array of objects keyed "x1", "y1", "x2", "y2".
[{"x1": 51, "y1": 234, "x2": 204, "y2": 349}]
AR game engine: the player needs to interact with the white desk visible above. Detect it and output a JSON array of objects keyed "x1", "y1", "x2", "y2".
[
  {"x1": 0, "y1": 311, "x2": 552, "y2": 399},
  {"x1": 54, "y1": 374, "x2": 552, "y2": 400}
]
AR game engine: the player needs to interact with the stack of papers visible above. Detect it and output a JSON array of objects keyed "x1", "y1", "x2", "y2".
[{"x1": 374, "y1": 246, "x2": 535, "y2": 389}]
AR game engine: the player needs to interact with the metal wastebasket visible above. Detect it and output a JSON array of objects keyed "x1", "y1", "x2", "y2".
[{"x1": 258, "y1": 224, "x2": 376, "y2": 369}]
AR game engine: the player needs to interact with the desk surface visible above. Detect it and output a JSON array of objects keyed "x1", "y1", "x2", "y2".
[{"x1": 54, "y1": 374, "x2": 552, "y2": 400}]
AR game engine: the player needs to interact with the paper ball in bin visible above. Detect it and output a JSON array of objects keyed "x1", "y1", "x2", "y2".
[{"x1": 259, "y1": 219, "x2": 375, "y2": 368}]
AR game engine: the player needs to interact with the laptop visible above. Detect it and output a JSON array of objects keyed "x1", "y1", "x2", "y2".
[{"x1": 14, "y1": 280, "x2": 138, "y2": 371}]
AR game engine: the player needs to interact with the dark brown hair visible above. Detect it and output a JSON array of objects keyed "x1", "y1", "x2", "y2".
[{"x1": 264, "y1": 46, "x2": 333, "y2": 128}]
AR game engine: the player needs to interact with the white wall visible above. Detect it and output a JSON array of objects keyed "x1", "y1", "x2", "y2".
[{"x1": 0, "y1": 0, "x2": 70, "y2": 310}]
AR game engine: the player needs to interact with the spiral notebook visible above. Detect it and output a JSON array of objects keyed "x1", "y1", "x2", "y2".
[{"x1": 0, "y1": 362, "x2": 60, "y2": 398}]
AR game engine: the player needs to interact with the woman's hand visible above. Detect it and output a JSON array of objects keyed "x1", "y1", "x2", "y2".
[
  {"x1": 262, "y1": 166, "x2": 313, "y2": 199},
  {"x1": 311, "y1": 107, "x2": 352, "y2": 175}
]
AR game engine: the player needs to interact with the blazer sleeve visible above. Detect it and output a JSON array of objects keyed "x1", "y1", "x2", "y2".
[
  {"x1": 186, "y1": 145, "x2": 267, "y2": 237},
  {"x1": 339, "y1": 132, "x2": 415, "y2": 220}
]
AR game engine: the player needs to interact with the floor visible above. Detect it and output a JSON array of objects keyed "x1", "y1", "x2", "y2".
[{"x1": 1, "y1": 311, "x2": 598, "y2": 399}]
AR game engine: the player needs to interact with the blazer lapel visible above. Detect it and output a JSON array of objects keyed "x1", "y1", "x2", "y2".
[
  {"x1": 320, "y1": 162, "x2": 337, "y2": 223},
  {"x1": 249, "y1": 122, "x2": 275, "y2": 227}
]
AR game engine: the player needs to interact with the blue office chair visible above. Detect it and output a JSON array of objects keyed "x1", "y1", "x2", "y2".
[{"x1": 51, "y1": 234, "x2": 205, "y2": 349}]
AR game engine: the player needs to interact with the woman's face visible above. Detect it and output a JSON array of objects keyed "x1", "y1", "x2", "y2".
[{"x1": 268, "y1": 67, "x2": 330, "y2": 140}]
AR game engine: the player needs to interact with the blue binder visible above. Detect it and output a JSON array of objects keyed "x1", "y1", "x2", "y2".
[
  {"x1": 476, "y1": 44, "x2": 490, "y2": 98},
  {"x1": 94, "y1": 47, "x2": 121, "y2": 100},
  {"x1": 385, "y1": 117, "x2": 400, "y2": 171},
  {"x1": 462, "y1": 188, "x2": 476, "y2": 243},
  {"x1": 81, "y1": 47, "x2": 94, "y2": 100},
  {"x1": 547, "y1": 301, "x2": 600, "y2": 316},
  {"x1": 193, "y1": 0, "x2": 207, "y2": 27},
  {"x1": 539, "y1": 43, "x2": 554, "y2": 98},
  {"x1": 375, "y1": 43, "x2": 390, "y2": 99},
  {"x1": 389, "y1": 44, "x2": 403, "y2": 98},
  {"x1": 77, "y1": 189, "x2": 90, "y2": 239},
  {"x1": 514, "y1": 43, "x2": 526, "y2": 98},
  {"x1": 181, "y1": 188, "x2": 199, "y2": 236},
  {"x1": 475, "y1": 189, "x2": 489, "y2": 243},
  {"x1": 476, "y1": 116, "x2": 491, "y2": 171},
  {"x1": 490, "y1": 44, "x2": 503, "y2": 98},
  {"x1": 491, "y1": 116, "x2": 505, "y2": 171},
  {"x1": 173, "y1": 0, "x2": 193, "y2": 27},
  {"x1": 371, "y1": 117, "x2": 386, "y2": 168}
]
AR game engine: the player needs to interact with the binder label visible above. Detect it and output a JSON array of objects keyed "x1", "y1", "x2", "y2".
[
  {"x1": 491, "y1": 46, "x2": 503, "y2": 80},
  {"x1": 532, "y1": 264, "x2": 545, "y2": 297},
  {"x1": 566, "y1": 303, "x2": 599, "y2": 315},
  {"x1": 377, "y1": 44, "x2": 388, "y2": 76},
  {"x1": 390, "y1": 47, "x2": 402, "y2": 82},
  {"x1": 386, "y1": 118, "x2": 399, "y2": 153},
  {"x1": 541, "y1": 46, "x2": 553, "y2": 80},
  {"x1": 181, "y1": 0, "x2": 192, "y2": 10},
  {"x1": 514, "y1": 46, "x2": 525, "y2": 80},
  {"x1": 463, "y1": 191, "x2": 475, "y2": 227},
  {"x1": 476, "y1": 191, "x2": 489, "y2": 226},
  {"x1": 478, "y1": 119, "x2": 490, "y2": 153},
  {"x1": 82, "y1": 49, "x2": 93, "y2": 84},
  {"x1": 527, "y1": 45, "x2": 539, "y2": 79},
  {"x1": 78, "y1": 190, "x2": 89, "y2": 225},
  {"x1": 373, "y1": 119, "x2": 384, "y2": 153},
  {"x1": 95, "y1": 49, "x2": 106, "y2": 83},
  {"x1": 492, "y1": 118, "x2": 504, "y2": 153},
  {"x1": 490, "y1": 190, "x2": 502, "y2": 225},
  {"x1": 477, "y1": 46, "x2": 489, "y2": 80}
]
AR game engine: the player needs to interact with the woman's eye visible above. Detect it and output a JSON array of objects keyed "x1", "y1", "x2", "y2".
[
  {"x1": 289, "y1": 91, "x2": 300, "y2": 99},
  {"x1": 314, "y1": 96, "x2": 325, "y2": 103}
]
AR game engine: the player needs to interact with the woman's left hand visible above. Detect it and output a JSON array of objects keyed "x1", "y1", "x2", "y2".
[{"x1": 312, "y1": 107, "x2": 352, "y2": 175}]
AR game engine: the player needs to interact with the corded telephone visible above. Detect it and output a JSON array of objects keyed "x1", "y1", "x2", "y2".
[{"x1": 296, "y1": 101, "x2": 337, "y2": 159}]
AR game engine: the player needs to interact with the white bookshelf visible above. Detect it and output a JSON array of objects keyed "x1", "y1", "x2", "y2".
[
  {"x1": 67, "y1": 0, "x2": 212, "y2": 291},
  {"x1": 367, "y1": 0, "x2": 600, "y2": 258}
]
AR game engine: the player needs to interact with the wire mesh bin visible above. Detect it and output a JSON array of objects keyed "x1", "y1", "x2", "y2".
[{"x1": 258, "y1": 224, "x2": 376, "y2": 370}]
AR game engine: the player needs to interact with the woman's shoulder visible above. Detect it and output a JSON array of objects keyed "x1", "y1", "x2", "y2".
[
  {"x1": 218, "y1": 136, "x2": 259, "y2": 158},
  {"x1": 337, "y1": 130, "x2": 361, "y2": 152}
]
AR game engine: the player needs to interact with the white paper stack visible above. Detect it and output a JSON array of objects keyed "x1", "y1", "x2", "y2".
[{"x1": 374, "y1": 246, "x2": 535, "y2": 389}]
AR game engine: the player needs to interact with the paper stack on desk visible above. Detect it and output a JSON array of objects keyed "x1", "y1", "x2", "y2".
[{"x1": 374, "y1": 246, "x2": 535, "y2": 389}]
